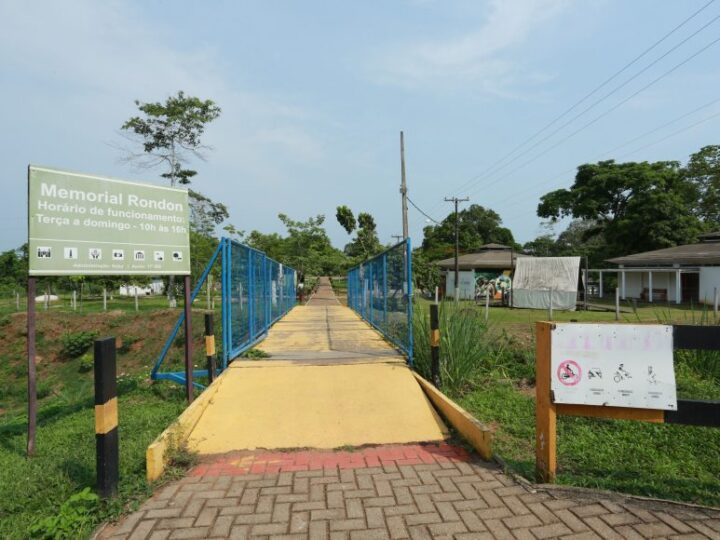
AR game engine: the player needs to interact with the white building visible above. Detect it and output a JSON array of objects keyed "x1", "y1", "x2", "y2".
[
  {"x1": 118, "y1": 279, "x2": 165, "y2": 296},
  {"x1": 600, "y1": 232, "x2": 720, "y2": 304}
]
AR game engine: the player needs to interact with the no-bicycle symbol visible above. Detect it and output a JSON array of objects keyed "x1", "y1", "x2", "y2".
[{"x1": 557, "y1": 360, "x2": 582, "y2": 386}]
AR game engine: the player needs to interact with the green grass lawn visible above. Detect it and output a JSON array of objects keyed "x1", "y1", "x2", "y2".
[
  {"x1": 456, "y1": 367, "x2": 720, "y2": 506},
  {"x1": 412, "y1": 300, "x2": 720, "y2": 507},
  {"x1": 0, "y1": 378, "x2": 186, "y2": 539}
]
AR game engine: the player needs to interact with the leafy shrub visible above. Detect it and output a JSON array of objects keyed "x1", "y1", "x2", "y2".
[
  {"x1": 28, "y1": 487, "x2": 99, "y2": 539},
  {"x1": 59, "y1": 331, "x2": 97, "y2": 359},
  {"x1": 78, "y1": 352, "x2": 93, "y2": 373}
]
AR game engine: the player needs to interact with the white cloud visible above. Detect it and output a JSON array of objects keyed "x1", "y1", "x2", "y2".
[{"x1": 369, "y1": 0, "x2": 570, "y2": 95}]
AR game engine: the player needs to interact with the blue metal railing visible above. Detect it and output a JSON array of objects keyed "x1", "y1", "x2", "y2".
[
  {"x1": 347, "y1": 239, "x2": 413, "y2": 363},
  {"x1": 151, "y1": 237, "x2": 296, "y2": 387}
]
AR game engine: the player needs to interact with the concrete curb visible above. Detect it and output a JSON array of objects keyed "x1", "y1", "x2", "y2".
[
  {"x1": 412, "y1": 372, "x2": 494, "y2": 461},
  {"x1": 145, "y1": 372, "x2": 226, "y2": 482}
]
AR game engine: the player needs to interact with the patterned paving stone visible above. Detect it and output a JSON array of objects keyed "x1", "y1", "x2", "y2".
[{"x1": 97, "y1": 443, "x2": 720, "y2": 539}]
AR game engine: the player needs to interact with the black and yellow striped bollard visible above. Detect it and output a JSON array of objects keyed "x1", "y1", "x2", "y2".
[
  {"x1": 205, "y1": 313, "x2": 216, "y2": 383},
  {"x1": 94, "y1": 337, "x2": 119, "y2": 498},
  {"x1": 430, "y1": 304, "x2": 441, "y2": 388}
]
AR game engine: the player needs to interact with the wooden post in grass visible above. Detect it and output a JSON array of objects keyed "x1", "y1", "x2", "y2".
[
  {"x1": 535, "y1": 321, "x2": 556, "y2": 483},
  {"x1": 485, "y1": 293, "x2": 490, "y2": 322},
  {"x1": 205, "y1": 312, "x2": 216, "y2": 383},
  {"x1": 134, "y1": 288, "x2": 139, "y2": 312},
  {"x1": 430, "y1": 303, "x2": 441, "y2": 388},
  {"x1": 615, "y1": 288, "x2": 620, "y2": 321},
  {"x1": 27, "y1": 277, "x2": 37, "y2": 457},
  {"x1": 94, "y1": 337, "x2": 119, "y2": 498},
  {"x1": 103, "y1": 287, "x2": 107, "y2": 311},
  {"x1": 15, "y1": 290, "x2": 20, "y2": 311}
]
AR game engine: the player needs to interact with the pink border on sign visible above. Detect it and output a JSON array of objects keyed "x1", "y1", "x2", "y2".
[{"x1": 557, "y1": 360, "x2": 582, "y2": 386}]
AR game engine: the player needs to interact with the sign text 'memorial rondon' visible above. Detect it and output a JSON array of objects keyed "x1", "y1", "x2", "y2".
[{"x1": 28, "y1": 165, "x2": 191, "y2": 276}]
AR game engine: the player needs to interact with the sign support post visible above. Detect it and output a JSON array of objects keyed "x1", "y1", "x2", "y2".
[
  {"x1": 184, "y1": 275, "x2": 193, "y2": 403},
  {"x1": 27, "y1": 277, "x2": 37, "y2": 457},
  {"x1": 535, "y1": 322, "x2": 556, "y2": 483}
]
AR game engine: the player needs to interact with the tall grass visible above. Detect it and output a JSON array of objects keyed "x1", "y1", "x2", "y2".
[{"x1": 413, "y1": 301, "x2": 534, "y2": 394}]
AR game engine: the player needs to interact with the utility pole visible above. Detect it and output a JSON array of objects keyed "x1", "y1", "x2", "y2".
[
  {"x1": 444, "y1": 197, "x2": 469, "y2": 301},
  {"x1": 391, "y1": 234, "x2": 403, "y2": 244},
  {"x1": 400, "y1": 131, "x2": 409, "y2": 240}
]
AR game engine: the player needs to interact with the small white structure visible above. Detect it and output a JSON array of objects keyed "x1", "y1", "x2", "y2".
[
  {"x1": 597, "y1": 232, "x2": 720, "y2": 305},
  {"x1": 119, "y1": 279, "x2": 165, "y2": 296},
  {"x1": 445, "y1": 271, "x2": 477, "y2": 300},
  {"x1": 512, "y1": 257, "x2": 581, "y2": 310}
]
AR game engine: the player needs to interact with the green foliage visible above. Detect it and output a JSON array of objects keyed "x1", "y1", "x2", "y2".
[
  {"x1": 523, "y1": 220, "x2": 608, "y2": 266},
  {"x1": 335, "y1": 205, "x2": 356, "y2": 235},
  {"x1": 275, "y1": 213, "x2": 348, "y2": 276},
  {"x1": 165, "y1": 431, "x2": 199, "y2": 471},
  {"x1": 336, "y1": 206, "x2": 382, "y2": 260},
  {"x1": 0, "y1": 245, "x2": 27, "y2": 293},
  {"x1": 421, "y1": 204, "x2": 516, "y2": 261},
  {"x1": 242, "y1": 348, "x2": 270, "y2": 358},
  {"x1": 412, "y1": 250, "x2": 440, "y2": 296},
  {"x1": 28, "y1": 488, "x2": 99, "y2": 540},
  {"x1": 77, "y1": 352, "x2": 93, "y2": 373},
  {"x1": 684, "y1": 144, "x2": 720, "y2": 223},
  {"x1": 188, "y1": 189, "x2": 229, "y2": 235},
  {"x1": 59, "y1": 331, "x2": 97, "y2": 359},
  {"x1": 121, "y1": 90, "x2": 221, "y2": 187},
  {"x1": 538, "y1": 159, "x2": 705, "y2": 260}
]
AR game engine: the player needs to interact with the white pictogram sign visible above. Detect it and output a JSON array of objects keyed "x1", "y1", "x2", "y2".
[{"x1": 551, "y1": 324, "x2": 677, "y2": 410}]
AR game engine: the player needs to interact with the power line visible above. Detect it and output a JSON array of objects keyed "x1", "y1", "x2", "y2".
[
  {"x1": 498, "y1": 109, "x2": 720, "y2": 223},
  {"x1": 492, "y1": 97, "x2": 720, "y2": 209},
  {"x1": 407, "y1": 196, "x2": 441, "y2": 224},
  {"x1": 460, "y1": 14, "x2": 720, "y2": 199},
  {"x1": 466, "y1": 33, "x2": 720, "y2": 198},
  {"x1": 433, "y1": 0, "x2": 717, "y2": 208}
]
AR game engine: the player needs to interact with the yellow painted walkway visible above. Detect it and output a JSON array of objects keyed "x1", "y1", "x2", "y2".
[{"x1": 186, "y1": 278, "x2": 448, "y2": 454}]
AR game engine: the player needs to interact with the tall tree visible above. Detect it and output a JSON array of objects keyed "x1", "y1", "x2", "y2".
[
  {"x1": 684, "y1": 145, "x2": 720, "y2": 224},
  {"x1": 335, "y1": 206, "x2": 382, "y2": 260},
  {"x1": 120, "y1": 91, "x2": 221, "y2": 303},
  {"x1": 120, "y1": 91, "x2": 221, "y2": 186},
  {"x1": 421, "y1": 204, "x2": 516, "y2": 261},
  {"x1": 537, "y1": 160, "x2": 703, "y2": 259}
]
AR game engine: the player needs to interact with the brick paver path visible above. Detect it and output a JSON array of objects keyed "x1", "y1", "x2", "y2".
[{"x1": 98, "y1": 443, "x2": 720, "y2": 539}]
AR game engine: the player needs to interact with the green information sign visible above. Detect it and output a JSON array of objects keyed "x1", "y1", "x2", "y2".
[{"x1": 28, "y1": 165, "x2": 191, "y2": 276}]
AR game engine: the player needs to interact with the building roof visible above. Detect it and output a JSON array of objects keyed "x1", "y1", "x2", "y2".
[
  {"x1": 607, "y1": 241, "x2": 720, "y2": 266},
  {"x1": 435, "y1": 244, "x2": 525, "y2": 270}
]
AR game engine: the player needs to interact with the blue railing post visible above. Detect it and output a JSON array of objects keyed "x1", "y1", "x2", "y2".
[
  {"x1": 382, "y1": 253, "x2": 388, "y2": 331},
  {"x1": 406, "y1": 238, "x2": 414, "y2": 365}
]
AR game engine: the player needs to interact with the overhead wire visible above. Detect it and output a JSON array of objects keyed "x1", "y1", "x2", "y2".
[
  {"x1": 498, "y1": 109, "x2": 720, "y2": 223},
  {"x1": 428, "y1": 0, "x2": 717, "y2": 210},
  {"x1": 464, "y1": 33, "x2": 720, "y2": 199}
]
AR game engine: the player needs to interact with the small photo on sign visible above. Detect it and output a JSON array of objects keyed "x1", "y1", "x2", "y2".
[
  {"x1": 112, "y1": 249, "x2": 124, "y2": 261},
  {"x1": 133, "y1": 250, "x2": 145, "y2": 261},
  {"x1": 172, "y1": 251, "x2": 183, "y2": 262},
  {"x1": 154, "y1": 251, "x2": 165, "y2": 262},
  {"x1": 64, "y1": 247, "x2": 78, "y2": 260},
  {"x1": 88, "y1": 248, "x2": 102, "y2": 260},
  {"x1": 37, "y1": 247, "x2": 52, "y2": 259}
]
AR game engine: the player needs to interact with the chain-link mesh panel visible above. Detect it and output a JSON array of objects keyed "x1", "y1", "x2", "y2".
[
  {"x1": 347, "y1": 239, "x2": 413, "y2": 361},
  {"x1": 225, "y1": 240, "x2": 296, "y2": 363}
]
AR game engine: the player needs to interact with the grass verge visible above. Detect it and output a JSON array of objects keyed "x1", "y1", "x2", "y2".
[
  {"x1": 414, "y1": 300, "x2": 720, "y2": 507},
  {"x1": 0, "y1": 377, "x2": 186, "y2": 539}
]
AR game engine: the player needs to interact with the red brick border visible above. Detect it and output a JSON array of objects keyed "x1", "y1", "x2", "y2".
[{"x1": 190, "y1": 443, "x2": 470, "y2": 476}]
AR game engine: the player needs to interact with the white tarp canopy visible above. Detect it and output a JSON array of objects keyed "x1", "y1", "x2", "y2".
[{"x1": 512, "y1": 257, "x2": 581, "y2": 310}]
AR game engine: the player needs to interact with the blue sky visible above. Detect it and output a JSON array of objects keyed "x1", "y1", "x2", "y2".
[{"x1": 1, "y1": 0, "x2": 719, "y2": 252}]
